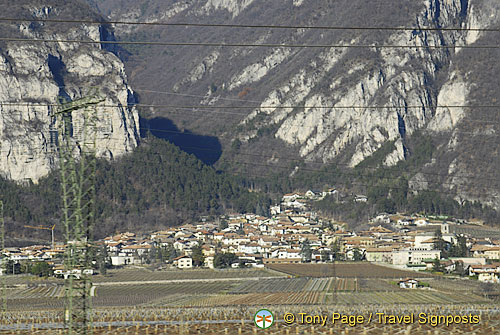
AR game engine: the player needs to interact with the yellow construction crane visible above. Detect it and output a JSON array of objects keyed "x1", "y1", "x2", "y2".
[{"x1": 24, "y1": 224, "x2": 56, "y2": 250}]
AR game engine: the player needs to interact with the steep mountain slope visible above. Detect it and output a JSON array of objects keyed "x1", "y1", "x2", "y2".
[
  {"x1": 90, "y1": 0, "x2": 500, "y2": 209},
  {"x1": 0, "y1": 0, "x2": 139, "y2": 183}
]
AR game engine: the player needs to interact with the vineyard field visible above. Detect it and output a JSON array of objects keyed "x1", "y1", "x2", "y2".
[
  {"x1": 178, "y1": 289, "x2": 489, "y2": 307},
  {"x1": 230, "y1": 277, "x2": 332, "y2": 294},
  {"x1": 93, "y1": 268, "x2": 282, "y2": 283},
  {"x1": 185, "y1": 291, "x2": 324, "y2": 306},
  {"x1": 1, "y1": 304, "x2": 499, "y2": 334},
  {"x1": 2, "y1": 267, "x2": 497, "y2": 311},
  {"x1": 326, "y1": 291, "x2": 490, "y2": 305},
  {"x1": 451, "y1": 224, "x2": 500, "y2": 238},
  {"x1": 267, "y1": 263, "x2": 433, "y2": 278},
  {"x1": 93, "y1": 282, "x2": 239, "y2": 307}
]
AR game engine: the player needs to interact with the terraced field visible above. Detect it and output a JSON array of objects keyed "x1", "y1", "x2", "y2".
[
  {"x1": 358, "y1": 278, "x2": 398, "y2": 291},
  {"x1": 427, "y1": 278, "x2": 491, "y2": 292},
  {"x1": 4, "y1": 285, "x2": 66, "y2": 310},
  {"x1": 167, "y1": 288, "x2": 490, "y2": 307}
]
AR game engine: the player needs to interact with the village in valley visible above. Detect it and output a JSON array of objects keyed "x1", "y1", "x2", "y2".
[{"x1": 4, "y1": 189, "x2": 500, "y2": 284}]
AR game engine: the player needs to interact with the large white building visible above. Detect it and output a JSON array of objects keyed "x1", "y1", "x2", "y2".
[
  {"x1": 392, "y1": 248, "x2": 441, "y2": 265},
  {"x1": 414, "y1": 232, "x2": 456, "y2": 250}
]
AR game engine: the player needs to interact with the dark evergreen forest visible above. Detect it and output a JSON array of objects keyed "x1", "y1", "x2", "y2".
[{"x1": 0, "y1": 137, "x2": 270, "y2": 241}]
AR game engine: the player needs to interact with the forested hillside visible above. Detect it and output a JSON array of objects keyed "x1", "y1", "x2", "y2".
[{"x1": 0, "y1": 137, "x2": 269, "y2": 243}]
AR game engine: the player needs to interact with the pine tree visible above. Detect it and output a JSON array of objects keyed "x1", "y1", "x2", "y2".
[
  {"x1": 191, "y1": 244, "x2": 205, "y2": 267},
  {"x1": 301, "y1": 239, "x2": 312, "y2": 263}
]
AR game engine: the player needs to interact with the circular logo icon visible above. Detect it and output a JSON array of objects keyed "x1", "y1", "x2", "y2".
[{"x1": 254, "y1": 309, "x2": 274, "y2": 329}]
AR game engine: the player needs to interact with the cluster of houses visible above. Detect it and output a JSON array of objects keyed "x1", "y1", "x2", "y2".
[{"x1": 2, "y1": 190, "x2": 500, "y2": 283}]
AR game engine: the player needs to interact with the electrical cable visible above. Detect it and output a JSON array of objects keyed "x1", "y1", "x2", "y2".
[
  {"x1": 0, "y1": 37, "x2": 498, "y2": 49},
  {"x1": 2, "y1": 101, "x2": 500, "y2": 110},
  {"x1": 0, "y1": 17, "x2": 499, "y2": 33}
]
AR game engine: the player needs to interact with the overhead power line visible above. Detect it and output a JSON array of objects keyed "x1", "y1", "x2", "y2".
[
  {"x1": 0, "y1": 17, "x2": 499, "y2": 33},
  {"x1": 232, "y1": 160, "x2": 499, "y2": 192},
  {"x1": 133, "y1": 133, "x2": 500, "y2": 184},
  {"x1": 0, "y1": 131, "x2": 495, "y2": 201},
  {"x1": 0, "y1": 37, "x2": 498, "y2": 49},
  {"x1": 238, "y1": 170, "x2": 498, "y2": 202},
  {"x1": 3, "y1": 100, "x2": 500, "y2": 135},
  {"x1": 2, "y1": 101, "x2": 500, "y2": 133},
  {"x1": 144, "y1": 125, "x2": 500, "y2": 142},
  {"x1": 0, "y1": 126, "x2": 495, "y2": 185},
  {"x1": 134, "y1": 88, "x2": 264, "y2": 104},
  {"x1": 115, "y1": 145, "x2": 499, "y2": 201},
  {"x1": 46, "y1": 132, "x2": 490, "y2": 200},
  {"x1": 2, "y1": 101, "x2": 500, "y2": 110},
  {"x1": 16, "y1": 126, "x2": 494, "y2": 187},
  {"x1": 0, "y1": 125, "x2": 494, "y2": 187}
]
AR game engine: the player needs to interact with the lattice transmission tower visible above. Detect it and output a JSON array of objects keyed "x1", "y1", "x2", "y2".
[
  {"x1": 0, "y1": 200, "x2": 5, "y2": 312},
  {"x1": 54, "y1": 91, "x2": 104, "y2": 334}
]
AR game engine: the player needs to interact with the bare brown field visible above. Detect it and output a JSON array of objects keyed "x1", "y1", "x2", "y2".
[{"x1": 266, "y1": 263, "x2": 433, "y2": 278}]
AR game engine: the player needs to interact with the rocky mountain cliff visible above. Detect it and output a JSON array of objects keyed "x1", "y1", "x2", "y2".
[
  {"x1": 0, "y1": 1, "x2": 139, "y2": 183},
  {"x1": 88, "y1": 0, "x2": 500, "y2": 210}
]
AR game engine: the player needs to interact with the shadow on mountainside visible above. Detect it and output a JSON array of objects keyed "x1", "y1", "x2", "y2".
[{"x1": 142, "y1": 116, "x2": 222, "y2": 165}]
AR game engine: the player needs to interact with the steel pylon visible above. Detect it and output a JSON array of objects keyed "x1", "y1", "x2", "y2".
[
  {"x1": 55, "y1": 91, "x2": 104, "y2": 334},
  {"x1": 0, "y1": 201, "x2": 5, "y2": 312}
]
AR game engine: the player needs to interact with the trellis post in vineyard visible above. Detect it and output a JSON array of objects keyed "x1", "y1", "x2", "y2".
[{"x1": 55, "y1": 90, "x2": 104, "y2": 334}]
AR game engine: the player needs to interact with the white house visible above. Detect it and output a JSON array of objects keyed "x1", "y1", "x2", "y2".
[
  {"x1": 399, "y1": 278, "x2": 419, "y2": 289},
  {"x1": 173, "y1": 255, "x2": 193, "y2": 269},
  {"x1": 470, "y1": 264, "x2": 500, "y2": 283},
  {"x1": 282, "y1": 193, "x2": 302, "y2": 202},
  {"x1": 204, "y1": 256, "x2": 214, "y2": 269},
  {"x1": 414, "y1": 219, "x2": 429, "y2": 226},
  {"x1": 238, "y1": 243, "x2": 262, "y2": 254},
  {"x1": 110, "y1": 255, "x2": 135, "y2": 266},
  {"x1": 365, "y1": 247, "x2": 394, "y2": 263},
  {"x1": 270, "y1": 205, "x2": 281, "y2": 215},
  {"x1": 354, "y1": 195, "x2": 368, "y2": 202}
]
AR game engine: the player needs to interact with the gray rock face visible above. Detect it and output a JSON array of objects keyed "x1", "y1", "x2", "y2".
[
  {"x1": 0, "y1": 5, "x2": 139, "y2": 183},
  {"x1": 239, "y1": 0, "x2": 477, "y2": 167}
]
